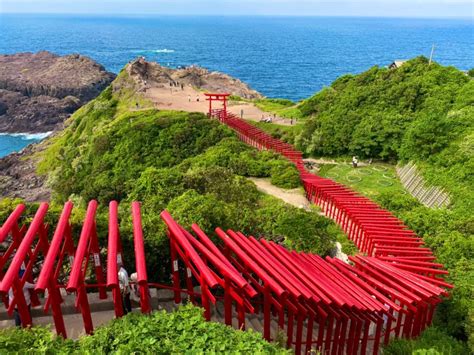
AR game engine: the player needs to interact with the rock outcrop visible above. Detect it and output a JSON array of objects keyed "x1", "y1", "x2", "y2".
[
  {"x1": 0, "y1": 142, "x2": 50, "y2": 202},
  {"x1": 0, "y1": 51, "x2": 115, "y2": 133},
  {"x1": 125, "y1": 57, "x2": 262, "y2": 99}
]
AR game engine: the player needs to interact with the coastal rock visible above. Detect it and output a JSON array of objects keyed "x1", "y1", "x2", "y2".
[
  {"x1": 124, "y1": 57, "x2": 262, "y2": 99},
  {"x1": 0, "y1": 142, "x2": 50, "y2": 202},
  {"x1": 0, "y1": 51, "x2": 115, "y2": 133}
]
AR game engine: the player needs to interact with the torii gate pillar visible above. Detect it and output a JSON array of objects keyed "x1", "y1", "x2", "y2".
[{"x1": 205, "y1": 93, "x2": 230, "y2": 120}]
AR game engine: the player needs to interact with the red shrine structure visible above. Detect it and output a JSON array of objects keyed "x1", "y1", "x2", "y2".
[
  {"x1": 0, "y1": 95, "x2": 452, "y2": 354},
  {"x1": 205, "y1": 93, "x2": 230, "y2": 119}
]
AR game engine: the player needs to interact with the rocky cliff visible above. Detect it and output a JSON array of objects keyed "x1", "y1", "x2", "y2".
[
  {"x1": 125, "y1": 57, "x2": 262, "y2": 99},
  {"x1": 0, "y1": 51, "x2": 115, "y2": 133}
]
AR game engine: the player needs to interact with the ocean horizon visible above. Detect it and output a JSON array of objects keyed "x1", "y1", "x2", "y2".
[{"x1": 0, "y1": 14, "x2": 473, "y2": 156}]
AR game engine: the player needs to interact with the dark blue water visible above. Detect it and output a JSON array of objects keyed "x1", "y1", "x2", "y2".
[
  {"x1": 0, "y1": 15, "x2": 473, "y2": 156},
  {"x1": 1, "y1": 15, "x2": 473, "y2": 101}
]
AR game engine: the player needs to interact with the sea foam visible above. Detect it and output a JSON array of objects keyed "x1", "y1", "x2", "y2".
[
  {"x1": 152, "y1": 49, "x2": 175, "y2": 53},
  {"x1": 134, "y1": 49, "x2": 175, "y2": 54},
  {"x1": 0, "y1": 132, "x2": 53, "y2": 140}
]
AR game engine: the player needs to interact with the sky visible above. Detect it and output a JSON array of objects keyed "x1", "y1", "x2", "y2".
[{"x1": 0, "y1": 0, "x2": 473, "y2": 18}]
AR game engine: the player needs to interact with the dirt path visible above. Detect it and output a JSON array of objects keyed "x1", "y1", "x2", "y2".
[
  {"x1": 144, "y1": 86, "x2": 293, "y2": 126},
  {"x1": 249, "y1": 177, "x2": 310, "y2": 209}
]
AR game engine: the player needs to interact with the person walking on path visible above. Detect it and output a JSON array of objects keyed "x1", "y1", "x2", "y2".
[
  {"x1": 118, "y1": 263, "x2": 132, "y2": 314},
  {"x1": 240, "y1": 109, "x2": 244, "y2": 118},
  {"x1": 8, "y1": 270, "x2": 35, "y2": 327}
]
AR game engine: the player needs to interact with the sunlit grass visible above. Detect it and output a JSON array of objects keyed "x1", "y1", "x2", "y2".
[{"x1": 318, "y1": 162, "x2": 406, "y2": 199}]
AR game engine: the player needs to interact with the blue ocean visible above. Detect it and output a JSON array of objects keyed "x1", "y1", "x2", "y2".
[
  {"x1": 0, "y1": 133, "x2": 51, "y2": 157},
  {"x1": 0, "y1": 14, "x2": 473, "y2": 156}
]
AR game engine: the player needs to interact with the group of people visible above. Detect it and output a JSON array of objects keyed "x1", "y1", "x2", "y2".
[
  {"x1": 170, "y1": 81, "x2": 185, "y2": 91},
  {"x1": 259, "y1": 113, "x2": 295, "y2": 125},
  {"x1": 260, "y1": 114, "x2": 273, "y2": 123}
]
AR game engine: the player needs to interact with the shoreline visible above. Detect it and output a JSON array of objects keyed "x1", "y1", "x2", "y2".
[
  {"x1": 0, "y1": 131, "x2": 52, "y2": 140},
  {"x1": 0, "y1": 132, "x2": 51, "y2": 159}
]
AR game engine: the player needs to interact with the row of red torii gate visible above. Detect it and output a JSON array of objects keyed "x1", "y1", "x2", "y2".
[{"x1": 0, "y1": 95, "x2": 451, "y2": 354}]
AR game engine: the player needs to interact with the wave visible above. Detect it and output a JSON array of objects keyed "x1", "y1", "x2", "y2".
[
  {"x1": 134, "y1": 49, "x2": 175, "y2": 54},
  {"x1": 0, "y1": 132, "x2": 53, "y2": 140}
]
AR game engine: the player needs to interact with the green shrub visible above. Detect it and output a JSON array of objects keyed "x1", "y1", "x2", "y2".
[
  {"x1": 79, "y1": 304, "x2": 288, "y2": 354},
  {"x1": 298, "y1": 57, "x2": 471, "y2": 161},
  {"x1": 0, "y1": 305, "x2": 288, "y2": 354},
  {"x1": 0, "y1": 326, "x2": 76, "y2": 354},
  {"x1": 269, "y1": 160, "x2": 301, "y2": 189},
  {"x1": 384, "y1": 327, "x2": 469, "y2": 355}
]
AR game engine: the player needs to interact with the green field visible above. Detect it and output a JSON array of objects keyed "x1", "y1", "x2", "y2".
[{"x1": 317, "y1": 162, "x2": 405, "y2": 199}]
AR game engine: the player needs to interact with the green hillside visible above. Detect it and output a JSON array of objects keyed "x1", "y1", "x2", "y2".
[
  {"x1": 33, "y1": 71, "x2": 343, "y2": 282},
  {"x1": 295, "y1": 58, "x2": 474, "y2": 352},
  {"x1": 253, "y1": 59, "x2": 473, "y2": 351}
]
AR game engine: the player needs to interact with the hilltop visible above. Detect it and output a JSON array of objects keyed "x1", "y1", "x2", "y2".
[
  {"x1": 127, "y1": 57, "x2": 262, "y2": 99},
  {"x1": 0, "y1": 56, "x2": 270, "y2": 202}
]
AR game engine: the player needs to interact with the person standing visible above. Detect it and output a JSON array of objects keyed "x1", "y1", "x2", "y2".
[
  {"x1": 9, "y1": 270, "x2": 35, "y2": 327},
  {"x1": 129, "y1": 272, "x2": 140, "y2": 303},
  {"x1": 118, "y1": 263, "x2": 132, "y2": 314},
  {"x1": 240, "y1": 109, "x2": 244, "y2": 118},
  {"x1": 352, "y1": 156, "x2": 358, "y2": 168}
]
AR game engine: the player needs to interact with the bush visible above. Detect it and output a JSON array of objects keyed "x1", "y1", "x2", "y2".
[
  {"x1": 0, "y1": 305, "x2": 288, "y2": 354},
  {"x1": 269, "y1": 160, "x2": 301, "y2": 189},
  {"x1": 79, "y1": 304, "x2": 289, "y2": 354},
  {"x1": 0, "y1": 326, "x2": 76, "y2": 353},
  {"x1": 298, "y1": 57, "x2": 471, "y2": 160},
  {"x1": 384, "y1": 327, "x2": 469, "y2": 355}
]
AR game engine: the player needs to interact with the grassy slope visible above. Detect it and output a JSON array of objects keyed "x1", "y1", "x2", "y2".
[
  {"x1": 318, "y1": 162, "x2": 403, "y2": 199},
  {"x1": 30, "y1": 69, "x2": 343, "y2": 284}
]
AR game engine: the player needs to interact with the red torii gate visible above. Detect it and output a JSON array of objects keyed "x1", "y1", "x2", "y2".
[
  {"x1": 205, "y1": 93, "x2": 230, "y2": 120},
  {"x1": 0, "y1": 200, "x2": 452, "y2": 354}
]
